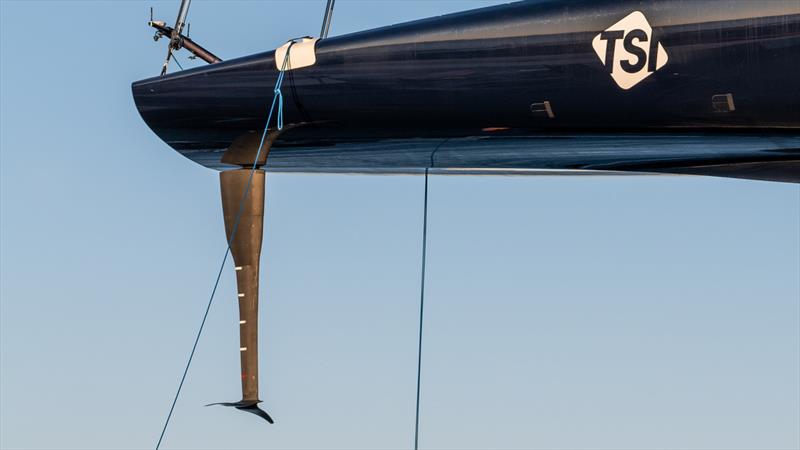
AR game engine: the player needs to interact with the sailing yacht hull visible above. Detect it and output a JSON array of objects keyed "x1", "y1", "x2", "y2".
[{"x1": 132, "y1": 0, "x2": 800, "y2": 182}]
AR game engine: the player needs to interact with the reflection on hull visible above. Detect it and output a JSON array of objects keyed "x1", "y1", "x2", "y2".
[{"x1": 177, "y1": 133, "x2": 800, "y2": 184}]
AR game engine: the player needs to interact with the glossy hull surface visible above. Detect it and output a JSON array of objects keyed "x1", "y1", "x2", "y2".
[{"x1": 132, "y1": 0, "x2": 800, "y2": 181}]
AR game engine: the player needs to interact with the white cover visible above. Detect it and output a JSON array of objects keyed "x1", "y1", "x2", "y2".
[{"x1": 275, "y1": 37, "x2": 319, "y2": 71}]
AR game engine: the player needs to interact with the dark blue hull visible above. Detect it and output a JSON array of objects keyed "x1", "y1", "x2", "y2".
[{"x1": 132, "y1": 0, "x2": 800, "y2": 182}]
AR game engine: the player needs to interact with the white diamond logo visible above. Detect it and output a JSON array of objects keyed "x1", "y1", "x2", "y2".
[{"x1": 592, "y1": 11, "x2": 669, "y2": 90}]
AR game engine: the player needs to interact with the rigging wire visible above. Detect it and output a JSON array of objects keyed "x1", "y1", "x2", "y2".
[
  {"x1": 414, "y1": 168, "x2": 430, "y2": 450},
  {"x1": 154, "y1": 45, "x2": 294, "y2": 450},
  {"x1": 172, "y1": 56, "x2": 185, "y2": 71}
]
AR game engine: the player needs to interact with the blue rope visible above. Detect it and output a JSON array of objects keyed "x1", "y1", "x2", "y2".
[
  {"x1": 155, "y1": 44, "x2": 294, "y2": 450},
  {"x1": 275, "y1": 70, "x2": 286, "y2": 131}
]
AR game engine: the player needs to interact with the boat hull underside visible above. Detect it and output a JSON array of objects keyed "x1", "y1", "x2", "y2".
[{"x1": 179, "y1": 133, "x2": 799, "y2": 183}]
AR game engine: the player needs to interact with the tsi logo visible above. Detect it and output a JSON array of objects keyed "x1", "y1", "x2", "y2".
[{"x1": 592, "y1": 11, "x2": 668, "y2": 90}]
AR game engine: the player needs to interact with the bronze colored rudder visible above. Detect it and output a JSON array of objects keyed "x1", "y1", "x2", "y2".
[{"x1": 207, "y1": 168, "x2": 273, "y2": 423}]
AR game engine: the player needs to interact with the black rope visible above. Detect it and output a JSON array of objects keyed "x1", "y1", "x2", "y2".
[
  {"x1": 414, "y1": 168, "x2": 430, "y2": 450},
  {"x1": 155, "y1": 232, "x2": 232, "y2": 450}
]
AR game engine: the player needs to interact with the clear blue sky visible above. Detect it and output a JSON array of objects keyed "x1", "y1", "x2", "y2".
[{"x1": 1, "y1": 1, "x2": 798, "y2": 449}]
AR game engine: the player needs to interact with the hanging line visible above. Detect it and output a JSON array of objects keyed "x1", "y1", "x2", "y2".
[
  {"x1": 155, "y1": 43, "x2": 295, "y2": 450},
  {"x1": 414, "y1": 168, "x2": 430, "y2": 450}
]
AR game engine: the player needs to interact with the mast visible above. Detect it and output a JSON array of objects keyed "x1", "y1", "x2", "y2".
[
  {"x1": 161, "y1": 0, "x2": 191, "y2": 75},
  {"x1": 320, "y1": 0, "x2": 335, "y2": 38},
  {"x1": 173, "y1": 0, "x2": 191, "y2": 37}
]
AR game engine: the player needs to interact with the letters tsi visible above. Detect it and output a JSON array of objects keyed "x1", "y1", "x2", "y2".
[{"x1": 592, "y1": 11, "x2": 669, "y2": 90}]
